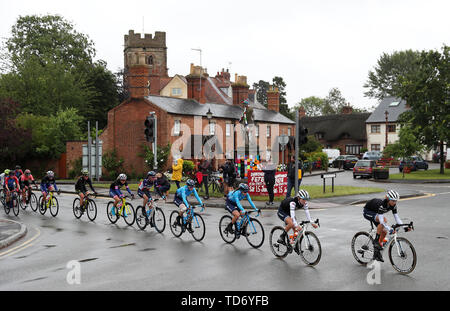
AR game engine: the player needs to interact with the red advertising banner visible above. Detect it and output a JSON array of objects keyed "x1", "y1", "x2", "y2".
[{"x1": 248, "y1": 171, "x2": 287, "y2": 196}]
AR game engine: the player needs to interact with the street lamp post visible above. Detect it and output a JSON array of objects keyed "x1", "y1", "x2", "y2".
[{"x1": 385, "y1": 110, "x2": 389, "y2": 148}]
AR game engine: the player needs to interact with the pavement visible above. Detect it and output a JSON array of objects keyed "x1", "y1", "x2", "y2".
[{"x1": 0, "y1": 218, "x2": 27, "y2": 249}]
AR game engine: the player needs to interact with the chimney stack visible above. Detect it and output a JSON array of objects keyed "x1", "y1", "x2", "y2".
[
  {"x1": 341, "y1": 105, "x2": 353, "y2": 114},
  {"x1": 186, "y1": 63, "x2": 207, "y2": 104},
  {"x1": 232, "y1": 74, "x2": 249, "y2": 106},
  {"x1": 128, "y1": 64, "x2": 150, "y2": 98},
  {"x1": 298, "y1": 106, "x2": 306, "y2": 118},
  {"x1": 267, "y1": 85, "x2": 280, "y2": 112}
]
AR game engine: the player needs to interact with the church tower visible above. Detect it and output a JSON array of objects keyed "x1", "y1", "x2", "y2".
[{"x1": 124, "y1": 30, "x2": 168, "y2": 96}]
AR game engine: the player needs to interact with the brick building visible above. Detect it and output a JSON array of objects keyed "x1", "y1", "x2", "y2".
[{"x1": 67, "y1": 30, "x2": 295, "y2": 177}]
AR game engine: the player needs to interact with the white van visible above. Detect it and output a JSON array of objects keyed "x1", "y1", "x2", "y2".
[{"x1": 322, "y1": 149, "x2": 340, "y2": 167}]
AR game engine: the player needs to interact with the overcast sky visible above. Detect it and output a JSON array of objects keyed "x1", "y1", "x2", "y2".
[{"x1": 1, "y1": 0, "x2": 448, "y2": 110}]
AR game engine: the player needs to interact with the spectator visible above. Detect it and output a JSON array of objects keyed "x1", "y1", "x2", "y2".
[
  {"x1": 171, "y1": 157, "x2": 183, "y2": 189},
  {"x1": 221, "y1": 159, "x2": 236, "y2": 197},
  {"x1": 262, "y1": 157, "x2": 277, "y2": 206},
  {"x1": 155, "y1": 172, "x2": 171, "y2": 200},
  {"x1": 286, "y1": 156, "x2": 303, "y2": 198},
  {"x1": 199, "y1": 156, "x2": 212, "y2": 199}
]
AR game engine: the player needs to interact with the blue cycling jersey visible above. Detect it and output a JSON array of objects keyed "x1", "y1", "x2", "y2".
[
  {"x1": 227, "y1": 189, "x2": 257, "y2": 211},
  {"x1": 175, "y1": 185, "x2": 203, "y2": 207}
]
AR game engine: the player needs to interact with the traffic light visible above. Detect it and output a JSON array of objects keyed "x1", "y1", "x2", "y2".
[
  {"x1": 145, "y1": 116, "x2": 155, "y2": 142},
  {"x1": 298, "y1": 126, "x2": 308, "y2": 145}
]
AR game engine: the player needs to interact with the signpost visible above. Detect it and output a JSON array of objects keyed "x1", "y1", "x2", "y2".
[{"x1": 321, "y1": 173, "x2": 336, "y2": 193}]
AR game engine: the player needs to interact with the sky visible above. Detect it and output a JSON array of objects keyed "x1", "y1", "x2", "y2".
[{"x1": 1, "y1": 0, "x2": 448, "y2": 111}]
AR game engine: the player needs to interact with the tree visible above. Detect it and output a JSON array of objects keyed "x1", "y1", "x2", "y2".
[
  {"x1": 4, "y1": 14, "x2": 95, "y2": 72},
  {"x1": 294, "y1": 96, "x2": 326, "y2": 116},
  {"x1": 363, "y1": 50, "x2": 421, "y2": 100},
  {"x1": 382, "y1": 125, "x2": 424, "y2": 178},
  {"x1": 252, "y1": 80, "x2": 270, "y2": 106},
  {"x1": 0, "y1": 98, "x2": 32, "y2": 165},
  {"x1": 324, "y1": 87, "x2": 347, "y2": 114},
  {"x1": 16, "y1": 108, "x2": 84, "y2": 159},
  {"x1": 272, "y1": 76, "x2": 293, "y2": 120},
  {"x1": 396, "y1": 45, "x2": 449, "y2": 174}
]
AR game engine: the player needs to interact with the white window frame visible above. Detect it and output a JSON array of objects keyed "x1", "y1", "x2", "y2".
[
  {"x1": 226, "y1": 123, "x2": 231, "y2": 137},
  {"x1": 172, "y1": 88, "x2": 182, "y2": 96},
  {"x1": 255, "y1": 124, "x2": 259, "y2": 137},
  {"x1": 209, "y1": 122, "x2": 215, "y2": 135},
  {"x1": 267, "y1": 125, "x2": 271, "y2": 137},
  {"x1": 174, "y1": 120, "x2": 181, "y2": 136}
]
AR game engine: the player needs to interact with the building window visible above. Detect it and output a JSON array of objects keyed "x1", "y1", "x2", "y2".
[
  {"x1": 173, "y1": 120, "x2": 181, "y2": 136},
  {"x1": 345, "y1": 145, "x2": 363, "y2": 155},
  {"x1": 209, "y1": 122, "x2": 215, "y2": 135},
  {"x1": 266, "y1": 150, "x2": 272, "y2": 161},
  {"x1": 267, "y1": 125, "x2": 271, "y2": 137},
  {"x1": 388, "y1": 124, "x2": 396, "y2": 133},
  {"x1": 255, "y1": 125, "x2": 259, "y2": 137},
  {"x1": 172, "y1": 88, "x2": 182, "y2": 96},
  {"x1": 226, "y1": 123, "x2": 231, "y2": 137},
  {"x1": 147, "y1": 55, "x2": 153, "y2": 65},
  {"x1": 315, "y1": 132, "x2": 324, "y2": 139},
  {"x1": 288, "y1": 127, "x2": 291, "y2": 136},
  {"x1": 371, "y1": 144, "x2": 381, "y2": 151},
  {"x1": 371, "y1": 125, "x2": 381, "y2": 133}
]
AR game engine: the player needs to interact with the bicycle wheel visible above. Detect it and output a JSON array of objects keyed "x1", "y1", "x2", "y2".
[
  {"x1": 39, "y1": 197, "x2": 47, "y2": 215},
  {"x1": 50, "y1": 197, "x2": 59, "y2": 217},
  {"x1": 135, "y1": 206, "x2": 148, "y2": 230},
  {"x1": 36, "y1": 195, "x2": 43, "y2": 213},
  {"x1": 244, "y1": 218, "x2": 265, "y2": 249},
  {"x1": 190, "y1": 213, "x2": 206, "y2": 242},
  {"x1": 19, "y1": 193, "x2": 27, "y2": 210},
  {"x1": 30, "y1": 193, "x2": 38, "y2": 212},
  {"x1": 351, "y1": 231, "x2": 375, "y2": 265},
  {"x1": 219, "y1": 215, "x2": 236, "y2": 244},
  {"x1": 106, "y1": 202, "x2": 119, "y2": 224},
  {"x1": 169, "y1": 210, "x2": 183, "y2": 237},
  {"x1": 12, "y1": 195, "x2": 20, "y2": 216},
  {"x1": 388, "y1": 237, "x2": 417, "y2": 274},
  {"x1": 86, "y1": 199, "x2": 97, "y2": 221},
  {"x1": 73, "y1": 198, "x2": 83, "y2": 219},
  {"x1": 123, "y1": 203, "x2": 135, "y2": 226},
  {"x1": 153, "y1": 207, "x2": 166, "y2": 233},
  {"x1": 4, "y1": 197, "x2": 11, "y2": 215},
  {"x1": 269, "y1": 226, "x2": 289, "y2": 258},
  {"x1": 298, "y1": 231, "x2": 322, "y2": 266}
]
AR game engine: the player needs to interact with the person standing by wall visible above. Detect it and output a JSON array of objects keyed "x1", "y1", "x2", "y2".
[
  {"x1": 263, "y1": 157, "x2": 277, "y2": 206},
  {"x1": 286, "y1": 156, "x2": 303, "y2": 198},
  {"x1": 171, "y1": 157, "x2": 183, "y2": 189},
  {"x1": 199, "y1": 156, "x2": 212, "y2": 200},
  {"x1": 221, "y1": 159, "x2": 236, "y2": 197}
]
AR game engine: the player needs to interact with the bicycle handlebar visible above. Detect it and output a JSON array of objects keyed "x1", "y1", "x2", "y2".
[
  {"x1": 392, "y1": 221, "x2": 414, "y2": 231},
  {"x1": 299, "y1": 219, "x2": 320, "y2": 227}
]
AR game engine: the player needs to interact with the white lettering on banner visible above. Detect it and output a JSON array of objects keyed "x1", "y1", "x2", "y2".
[{"x1": 248, "y1": 171, "x2": 287, "y2": 196}]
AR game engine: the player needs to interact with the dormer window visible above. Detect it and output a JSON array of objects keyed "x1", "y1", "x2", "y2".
[{"x1": 315, "y1": 132, "x2": 324, "y2": 139}]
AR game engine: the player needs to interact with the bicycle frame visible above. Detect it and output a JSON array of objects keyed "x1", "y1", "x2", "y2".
[
  {"x1": 116, "y1": 196, "x2": 132, "y2": 217},
  {"x1": 290, "y1": 219, "x2": 320, "y2": 247},
  {"x1": 182, "y1": 205, "x2": 204, "y2": 226},
  {"x1": 366, "y1": 222, "x2": 414, "y2": 253}
]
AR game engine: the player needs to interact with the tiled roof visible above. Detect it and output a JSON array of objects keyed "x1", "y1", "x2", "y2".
[
  {"x1": 366, "y1": 97, "x2": 409, "y2": 123},
  {"x1": 145, "y1": 95, "x2": 295, "y2": 124}
]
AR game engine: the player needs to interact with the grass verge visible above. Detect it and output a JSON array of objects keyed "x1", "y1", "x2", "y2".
[{"x1": 389, "y1": 169, "x2": 450, "y2": 180}]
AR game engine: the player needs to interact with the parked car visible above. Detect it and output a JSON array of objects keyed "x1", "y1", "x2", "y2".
[
  {"x1": 362, "y1": 151, "x2": 382, "y2": 161},
  {"x1": 332, "y1": 155, "x2": 359, "y2": 170},
  {"x1": 353, "y1": 160, "x2": 377, "y2": 179},
  {"x1": 399, "y1": 156, "x2": 429, "y2": 172},
  {"x1": 322, "y1": 149, "x2": 340, "y2": 167}
]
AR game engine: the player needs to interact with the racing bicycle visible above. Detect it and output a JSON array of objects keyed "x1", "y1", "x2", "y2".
[
  {"x1": 169, "y1": 205, "x2": 205, "y2": 242},
  {"x1": 269, "y1": 219, "x2": 322, "y2": 266},
  {"x1": 73, "y1": 192, "x2": 98, "y2": 221},
  {"x1": 136, "y1": 198, "x2": 166, "y2": 233},
  {"x1": 106, "y1": 195, "x2": 136, "y2": 226},
  {"x1": 351, "y1": 220, "x2": 416, "y2": 274},
  {"x1": 219, "y1": 209, "x2": 264, "y2": 248},
  {"x1": 38, "y1": 190, "x2": 60, "y2": 217}
]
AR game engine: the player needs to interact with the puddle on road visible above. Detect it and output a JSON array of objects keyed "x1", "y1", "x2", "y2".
[
  {"x1": 436, "y1": 236, "x2": 448, "y2": 240},
  {"x1": 43, "y1": 245, "x2": 57, "y2": 248},
  {"x1": 139, "y1": 248, "x2": 156, "y2": 252},
  {"x1": 109, "y1": 243, "x2": 136, "y2": 249},
  {"x1": 23, "y1": 277, "x2": 47, "y2": 283}
]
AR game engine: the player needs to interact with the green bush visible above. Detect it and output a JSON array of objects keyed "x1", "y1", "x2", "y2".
[
  {"x1": 183, "y1": 160, "x2": 195, "y2": 176},
  {"x1": 304, "y1": 151, "x2": 329, "y2": 170},
  {"x1": 102, "y1": 149, "x2": 124, "y2": 180},
  {"x1": 68, "y1": 156, "x2": 83, "y2": 179}
]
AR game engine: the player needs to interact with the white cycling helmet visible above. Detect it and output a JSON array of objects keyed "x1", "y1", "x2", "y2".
[
  {"x1": 297, "y1": 189, "x2": 310, "y2": 200},
  {"x1": 386, "y1": 190, "x2": 400, "y2": 201},
  {"x1": 118, "y1": 173, "x2": 127, "y2": 180},
  {"x1": 47, "y1": 170, "x2": 54, "y2": 177}
]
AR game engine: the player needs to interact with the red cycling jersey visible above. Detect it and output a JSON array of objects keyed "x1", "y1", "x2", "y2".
[
  {"x1": 20, "y1": 174, "x2": 35, "y2": 182},
  {"x1": 5, "y1": 176, "x2": 20, "y2": 191}
]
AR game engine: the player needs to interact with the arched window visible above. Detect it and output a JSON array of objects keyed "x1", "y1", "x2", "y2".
[{"x1": 147, "y1": 55, "x2": 154, "y2": 65}]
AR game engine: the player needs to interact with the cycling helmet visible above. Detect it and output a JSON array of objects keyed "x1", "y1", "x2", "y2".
[
  {"x1": 186, "y1": 179, "x2": 196, "y2": 187},
  {"x1": 297, "y1": 189, "x2": 310, "y2": 200},
  {"x1": 147, "y1": 171, "x2": 156, "y2": 177},
  {"x1": 118, "y1": 173, "x2": 127, "y2": 180},
  {"x1": 386, "y1": 190, "x2": 400, "y2": 201},
  {"x1": 4, "y1": 169, "x2": 10, "y2": 175},
  {"x1": 81, "y1": 169, "x2": 89, "y2": 176},
  {"x1": 238, "y1": 183, "x2": 249, "y2": 192},
  {"x1": 15, "y1": 165, "x2": 21, "y2": 170},
  {"x1": 24, "y1": 169, "x2": 31, "y2": 175},
  {"x1": 47, "y1": 170, "x2": 54, "y2": 177}
]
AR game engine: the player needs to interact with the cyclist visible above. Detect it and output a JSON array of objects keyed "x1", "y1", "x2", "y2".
[
  {"x1": 109, "y1": 173, "x2": 135, "y2": 214},
  {"x1": 5, "y1": 170, "x2": 20, "y2": 204},
  {"x1": 155, "y1": 172, "x2": 170, "y2": 200},
  {"x1": 363, "y1": 190, "x2": 410, "y2": 262},
  {"x1": 40, "y1": 170, "x2": 60, "y2": 208},
  {"x1": 20, "y1": 169, "x2": 38, "y2": 208},
  {"x1": 14, "y1": 165, "x2": 24, "y2": 179},
  {"x1": 276, "y1": 189, "x2": 318, "y2": 250},
  {"x1": 137, "y1": 171, "x2": 156, "y2": 216},
  {"x1": 225, "y1": 183, "x2": 258, "y2": 238},
  {"x1": 0, "y1": 169, "x2": 9, "y2": 189},
  {"x1": 75, "y1": 169, "x2": 98, "y2": 209},
  {"x1": 173, "y1": 179, "x2": 204, "y2": 233}
]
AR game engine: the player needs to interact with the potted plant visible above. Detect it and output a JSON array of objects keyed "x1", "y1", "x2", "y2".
[
  {"x1": 445, "y1": 161, "x2": 450, "y2": 169},
  {"x1": 373, "y1": 165, "x2": 389, "y2": 179}
]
